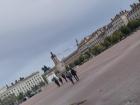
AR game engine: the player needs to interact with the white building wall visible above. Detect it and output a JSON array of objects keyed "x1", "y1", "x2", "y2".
[
  {"x1": 0, "y1": 72, "x2": 45, "y2": 99},
  {"x1": 128, "y1": 9, "x2": 140, "y2": 21},
  {"x1": 121, "y1": 15, "x2": 129, "y2": 25},
  {"x1": 106, "y1": 13, "x2": 128, "y2": 36},
  {"x1": 45, "y1": 72, "x2": 57, "y2": 83},
  {"x1": 128, "y1": 2, "x2": 140, "y2": 21}
]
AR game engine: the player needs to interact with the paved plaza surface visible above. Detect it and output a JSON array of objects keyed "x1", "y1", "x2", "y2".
[{"x1": 21, "y1": 30, "x2": 140, "y2": 105}]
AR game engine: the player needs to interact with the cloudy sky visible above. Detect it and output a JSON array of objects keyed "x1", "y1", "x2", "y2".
[{"x1": 0, "y1": 0, "x2": 138, "y2": 87}]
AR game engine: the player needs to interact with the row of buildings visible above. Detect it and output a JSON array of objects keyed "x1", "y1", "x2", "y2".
[
  {"x1": 0, "y1": 52, "x2": 64, "y2": 100},
  {"x1": 45, "y1": 0, "x2": 140, "y2": 82},
  {"x1": 63, "y1": 0, "x2": 140, "y2": 66},
  {"x1": 0, "y1": 52, "x2": 65, "y2": 100},
  {"x1": 0, "y1": 0, "x2": 140, "y2": 101},
  {"x1": 0, "y1": 72, "x2": 45, "y2": 100}
]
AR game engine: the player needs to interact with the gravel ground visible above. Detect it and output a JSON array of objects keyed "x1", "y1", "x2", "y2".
[{"x1": 21, "y1": 30, "x2": 140, "y2": 105}]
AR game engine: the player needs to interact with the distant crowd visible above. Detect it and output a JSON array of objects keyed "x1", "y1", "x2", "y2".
[{"x1": 52, "y1": 66, "x2": 79, "y2": 87}]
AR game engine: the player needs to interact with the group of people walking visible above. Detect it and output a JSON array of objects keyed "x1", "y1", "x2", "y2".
[{"x1": 52, "y1": 67, "x2": 79, "y2": 87}]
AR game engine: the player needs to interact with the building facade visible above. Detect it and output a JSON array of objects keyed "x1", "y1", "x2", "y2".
[
  {"x1": 106, "y1": 11, "x2": 129, "y2": 36},
  {"x1": 77, "y1": 26, "x2": 107, "y2": 54},
  {"x1": 0, "y1": 87, "x2": 7, "y2": 97},
  {"x1": 128, "y1": 1, "x2": 140, "y2": 21},
  {"x1": 62, "y1": 26, "x2": 107, "y2": 66},
  {"x1": 0, "y1": 72, "x2": 44, "y2": 99}
]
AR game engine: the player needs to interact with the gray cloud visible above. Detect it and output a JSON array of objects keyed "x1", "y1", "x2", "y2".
[{"x1": 0, "y1": 0, "x2": 138, "y2": 86}]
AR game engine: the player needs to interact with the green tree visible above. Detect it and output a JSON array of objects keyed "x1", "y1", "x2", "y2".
[
  {"x1": 17, "y1": 92, "x2": 24, "y2": 102},
  {"x1": 84, "y1": 51, "x2": 91, "y2": 59},
  {"x1": 101, "y1": 36, "x2": 112, "y2": 48},
  {"x1": 1, "y1": 94, "x2": 17, "y2": 105},
  {"x1": 32, "y1": 85, "x2": 39, "y2": 92},
  {"x1": 0, "y1": 99, "x2": 3, "y2": 105},
  {"x1": 79, "y1": 54, "x2": 85, "y2": 64},
  {"x1": 111, "y1": 31, "x2": 123, "y2": 44},
  {"x1": 25, "y1": 90, "x2": 32, "y2": 98},
  {"x1": 92, "y1": 44, "x2": 105, "y2": 56},
  {"x1": 74, "y1": 59, "x2": 80, "y2": 66},
  {"x1": 120, "y1": 26, "x2": 131, "y2": 35},
  {"x1": 74, "y1": 54, "x2": 85, "y2": 66},
  {"x1": 39, "y1": 82, "x2": 45, "y2": 87},
  {"x1": 69, "y1": 63, "x2": 75, "y2": 68},
  {"x1": 127, "y1": 19, "x2": 140, "y2": 31}
]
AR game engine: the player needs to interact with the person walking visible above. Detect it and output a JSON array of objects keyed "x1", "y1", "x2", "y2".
[
  {"x1": 61, "y1": 73, "x2": 68, "y2": 82},
  {"x1": 66, "y1": 71, "x2": 74, "y2": 85},
  {"x1": 58, "y1": 77, "x2": 63, "y2": 85},
  {"x1": 52, "y1": 77, "x2": 61, "y2": 87},
  {"x1": 70, "y1": 67, "x2": 79, "y2": 81}
]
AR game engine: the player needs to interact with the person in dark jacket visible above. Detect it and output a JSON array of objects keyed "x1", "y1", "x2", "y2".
[
  {"x1": 52, "y1": 77, "x2": 60, "y2": 87},
  {"x1": 66, "y1": 71, "x2": 74, "y2": 85},
  {"x1": 58, "y1": 77, "x2": 63, "y2": 85},
  {"x1": 70, "y1": 67, "x2": 79, "y2": 81},
  {"x1": 61, "y1": 73, "x2": 68, "y2": 82}
]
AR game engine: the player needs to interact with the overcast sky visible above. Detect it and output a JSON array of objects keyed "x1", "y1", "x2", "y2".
[{"x1": 0, "y1": 0, "x2": 138, "y2": 87}]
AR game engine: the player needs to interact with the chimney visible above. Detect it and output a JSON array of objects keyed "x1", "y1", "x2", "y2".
[
  {"x1": 19, "y1": 77, "x2": 24, "y2": 81},
  {"x1": 15, "y1": 80, "x2": 18, "y2": 84},
  {"x1": 11, "y1": 83, "x2": 14, "y2": 86}
]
